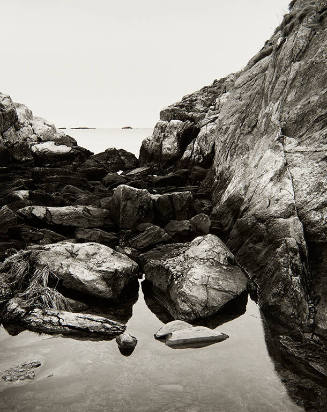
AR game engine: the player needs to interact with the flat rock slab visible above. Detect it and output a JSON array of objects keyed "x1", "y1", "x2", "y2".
[
  {"x1": 155, "y1": 320, "x2": 192, "y2": 339},
  {"x1": 1, "y1": 361, "x2": 41, "y2": 382},
  {"x1": 5, "y1": 299, "x2": 126, "y2": 339},
  {"x1": 18, "y1": 205, "x2": 113, "y2": 228},
  {"x1": 165, "y1": 326, "x2": 229, "y2": 348}
]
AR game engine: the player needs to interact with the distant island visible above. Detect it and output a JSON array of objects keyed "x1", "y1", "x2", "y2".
[
  {"x1": 122, "y1": 126, "x2": 133, "y2": 129},
  {"x1": 71, "y1": 127, "x2": 96, "y2": 130}
]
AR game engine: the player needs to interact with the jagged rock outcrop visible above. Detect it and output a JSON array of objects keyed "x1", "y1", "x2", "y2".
[
  {"x1": 139, "y1": 0, "x2": 327, "y2": 339},
  {"x1": 139, "y1": 234, "x2": 248, "y2": 321}
]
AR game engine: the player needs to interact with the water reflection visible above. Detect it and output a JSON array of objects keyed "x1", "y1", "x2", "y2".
[
  {"x1": 142, "y1": 279, "x2": 248, "y2": 328},
  {"x1": 262, "y1": 314, "x2": 327, "y2": 412}
]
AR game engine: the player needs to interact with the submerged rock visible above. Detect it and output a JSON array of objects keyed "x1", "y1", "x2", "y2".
[
  {"x1": 1, "y1": 360, "x2": 41, "y2": 382},
  {"x1": 140, "y1": 234, "x2": 248, "y2": 320}
]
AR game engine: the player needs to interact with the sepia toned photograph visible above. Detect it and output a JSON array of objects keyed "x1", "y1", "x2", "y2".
[{"x1": 0, "y1": 0, "x2": 326, "y2": 411}]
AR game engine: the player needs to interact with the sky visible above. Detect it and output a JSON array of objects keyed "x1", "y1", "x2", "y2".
[{"x1": 1, "y1": 0, "x2": 290, "y2": 128}]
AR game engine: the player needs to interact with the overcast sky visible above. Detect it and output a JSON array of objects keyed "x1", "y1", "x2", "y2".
[{"x1": 2, "y1": 0, "x2": 290, "y2": 128}]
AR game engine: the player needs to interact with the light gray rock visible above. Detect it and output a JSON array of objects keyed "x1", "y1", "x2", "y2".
[
  {"x1": 165, "y1": 326, "x2": 228, "y2": 347},
  {"x1": 18, "y1": 205, "x2": 113, "y2": 229},
  {"x1": 155, "y1": 320, "x2": 192, "y2": 339},
  {"x1": 4, "y1": 298, "x2": 126, "y2": 338},
  {"x1": 116, "y1": 333, "x2": 137, "y2": 349},
  {"x1": 140, "y1": 234, "x2": 248, "y2": 321},
  {"x1": 1, "y1": 360, "x2": 41, "y2": 382}
]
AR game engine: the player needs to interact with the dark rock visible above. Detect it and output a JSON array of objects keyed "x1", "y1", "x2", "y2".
[
  {"x1": 102, "y1": 172, "x2": 127, "y2": 188},
  {"x1": 152, "y1": 191, "x2": 193, "y2": 225},
  {"x1": 109, "y1": 185, "x2": 154, "y2": 229},
  {"x1": 125, "y1": 166, "x2": 152, "y2": 178},
  {"x1": 190, "y1": 213, "x2": 211, "y2": 235},
  {"x1": 164, "y1": 220, "x2": 195, "y2": 241},
  {"x1": 129, "y1": 225, "x2": 171, "y2": 250},
  {"x1": 116, "y1": 332, "x2": 137, "y2": 356},
  {"x1": 75, "y1": 228, "x2": 118, "y2": 246},
  {"x1": 80, "y1": 148, "x2": 138, "y2": 174}
]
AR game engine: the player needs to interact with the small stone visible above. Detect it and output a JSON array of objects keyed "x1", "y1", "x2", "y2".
[
  {"x1": 116, "y1": 332, "x2": 137, "y2": 356},
  {"x1": 155, "y1": 320, "x2": 192, "y2": 339},
  {"x1": 1, "y1": 361, "x2": 41, "y2": 382}
]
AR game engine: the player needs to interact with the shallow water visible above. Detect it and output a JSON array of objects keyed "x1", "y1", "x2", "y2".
[
  {"x1": 65, "y1": 128, "x2": 153, "y2": 155},
  {"x1": 0, "y1": 280, "x2": 302, "y2": 412},
  {"x1": 0, "y1": 129, "x2": 309, "y2": 411}
]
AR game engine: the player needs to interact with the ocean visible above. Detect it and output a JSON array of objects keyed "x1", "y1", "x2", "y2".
[{"x1": 65, "y1": 128, "x2": 153, "y2": 156}]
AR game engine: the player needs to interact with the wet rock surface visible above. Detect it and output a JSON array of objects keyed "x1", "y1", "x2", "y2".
[{"x1": 140, "y1": 234, "x2": 248, "y2": 321}]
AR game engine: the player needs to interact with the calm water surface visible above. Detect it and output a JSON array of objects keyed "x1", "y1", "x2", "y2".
[{"x1": 0, "y1": 130, "x2": 304, "y2": 411}]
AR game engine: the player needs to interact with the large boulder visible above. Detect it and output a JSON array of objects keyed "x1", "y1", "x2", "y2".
[
  {"x1": 139, "y1": 234, "x2": 248, "y2": 320},
  {"x1": 80, "y1": 148, "x2": 138, "y2": 174},
  {"x1": 152, "y1": 191, "x2": 193, "y2": 224},
  {"x1": 108, "y1": 185, "x2": 154, "y2": 229},
  {"x1": 1, "y1": 242, "x2": 139, "y2": 300},
  {"x1": 17, "y1": 205, "x2": 113, "y2": 229}
]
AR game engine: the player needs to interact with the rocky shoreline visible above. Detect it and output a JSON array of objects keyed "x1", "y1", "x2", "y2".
[{"x1": 1, "y1": 0, "x2": 327, "y2": 408}]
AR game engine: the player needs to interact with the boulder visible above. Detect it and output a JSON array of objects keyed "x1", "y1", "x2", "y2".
[
  {"x1": 152, "y1": 191, "x2": 193, "y2": 224},
  {"x1": 128, "y1": 225, "x2": 171, "y2": 250},
  {"x1": 140, "y1": 234, "x2": 248, "y2": 320},
  {"x1": 190, "y1": 213, "x2": 211, "y2": 235},
  {"x1": 165, "y1": 326, "x2": 229, "y2": 348},
  {"x1": 17, "y1": 205, "x2": 113, "y2": 229},
  {"x1": 109, "y1": 185, "x2": 153, "y2": 229},
  {"x1": 102, "y1": 172, "x2": 127, "y2": 188},
  {"x1": 80, "y1": 148, "x2": 138, "y2": 173},
  {"x1": 23, "y1": 242, "x2": 139, "y2": 299},
  {"x1": 164, "y1": 220, "x2": 195, "y2": 241}
]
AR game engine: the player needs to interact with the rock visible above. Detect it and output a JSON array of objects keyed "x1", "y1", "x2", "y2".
[
  {"x1": 139, "y1": 120, "x2": 199, "y2": 167},
  {"x1": 0, "y1": 93, "x2": 17, "y2": 134},
  {"x1": 75, "y1": 228, "x2": 118, "y2": 246},
  {"x1": 17, "y1": 205, "x2": 113, "y2": 229},
  {"x1": 140, "y1": 234, "x2": 248, "y2": 321},
  {"x1": 116, "y1": 332, "x2": 137, "y2": 356},
  {"x1": 3, "y1": 298, "x2": 126, "y2": 338},
  {"x1": 165, "y1": 326, "x2": 229, "y2": 348},
  {"x1": 31, "y1": 141, "x2": 90, "y2": 164},
  {"x1": 102, "y1": 172, "x2": 127, "y2": 188},
  {"x1": 152, "y1": 191, "x2": 193, "y2": 224},
  {"x1": 164, "y1": 220, "x2": 195, "y2": 241},
  {"x1": 109, "y1": 185, "x2": 153, "y2": 229},
  {"x1": 138, "y1": 2, "x2": 327, "y2": 334},
  {"x1": 125, "y1": 166, "x2": 152, "y2": 177},
  {"x1": 0, "y1": 206, "x2": 18, "y2": 233},
  {"x1": 80, "y1": 148, "x2": 138, "y2": 174},
  {"x1": 1, "y1": 242, "x2": 139, "y2": 300},
  {"x1": 129, "y1": 225, "x2": 171, "y2": 250},
  {"x1": 190, "y1": 213, "x2": 211, "y2": 235},
  {"x1": 30, "y1": 242, "x2": 139, "y2": 299},
  {"x1": 155, "y1": 320, "x2": 192, "y2": 339},
  {"x1": 1, "y1": 361, "x2": 41, "y2": 382}
]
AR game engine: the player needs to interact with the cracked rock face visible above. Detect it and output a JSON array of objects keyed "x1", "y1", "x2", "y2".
[
  {"x1": 139, "y1": 0, "x2": 327, "y2": 336},
  {"x1": 140, "y1": 234, "x2": 248, "y2": 321},
  {"x1": 20, "y1": 242, "x2": 139, "y2": 299}
]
